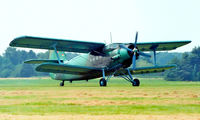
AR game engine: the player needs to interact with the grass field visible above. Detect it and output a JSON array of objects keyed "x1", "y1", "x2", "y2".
[{"x1": 0, "y1": 77, "x2": 200, "y2": 120}]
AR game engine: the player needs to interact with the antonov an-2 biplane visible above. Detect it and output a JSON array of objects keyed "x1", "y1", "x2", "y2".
[{"x1": 9, "y1": 32, "x2": 191, "y2": 87}]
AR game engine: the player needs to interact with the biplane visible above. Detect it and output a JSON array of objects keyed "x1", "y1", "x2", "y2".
[{"x1": 9, "y1": 32, "x2": 191, "y2": 86}]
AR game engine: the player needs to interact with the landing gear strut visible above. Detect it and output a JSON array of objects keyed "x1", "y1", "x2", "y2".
[
  {"x1": 117, "y1": 69, "x2": 140, "y2": 87},
  {"x1": 99, "y1": 69, "x2": 107, "y2": 87},
  {"x1": 99, "y1": 78, "x2": 107, "y2": 87},
  {"x1": 99, "y1": 69, "x2": 114, "y2": 87},
  {"x1": 60, "y1": 80, "x2": 64, "y2": 86}
]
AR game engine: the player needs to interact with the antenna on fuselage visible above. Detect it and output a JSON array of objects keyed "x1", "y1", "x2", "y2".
[
  {"x1": 104, "y1": 40, "x2": 107, "y2": 44},
  {"x1": 110, "y1": 32, "x2": 112, "y2": 44}
]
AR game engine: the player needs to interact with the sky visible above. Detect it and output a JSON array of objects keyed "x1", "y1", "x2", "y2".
[{"x1": 0, "y1": 0, "x2": 199, "y2": 55}]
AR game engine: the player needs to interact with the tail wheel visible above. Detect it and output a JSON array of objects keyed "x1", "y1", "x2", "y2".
[
  {"x1": 60, "y1": 81, "x2": 64, "y2": 86},
  {"x1": 99, "y1": 78, "x2": 107, "y2": 87},
  {"x1": 132, "y1": 78, "x2": 140, "y2": 86}
]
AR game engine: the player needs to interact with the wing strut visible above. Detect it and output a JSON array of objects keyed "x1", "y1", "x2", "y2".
[
  {"x1": 153, "y1": 49, "x2": 157, "y2": 66},
  {"x1": 52, "y1": 43, "x2": 62, "y2": 64},
  {"x1": 102, "y1": 69, "x2": 105, "y2": 79},
  {"x1": 150, "y1": 45, "x2": 158, "y2": 66}
]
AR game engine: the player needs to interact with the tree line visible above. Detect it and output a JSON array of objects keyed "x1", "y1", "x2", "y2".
[
  {"x1": 0, "y1": 47, "x2": 49, "y2": 77},
  {"x1": 164, "y1": 47, "x2": 200, "y2": 81}
]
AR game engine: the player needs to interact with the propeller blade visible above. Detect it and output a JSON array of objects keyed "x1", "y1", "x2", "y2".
[
  {"x1": 119, "y1": 31, "x2": 140, "y2": 70},
  {"x1": 132, "y1": 54, "x2": 136, "y2": 70},
  {"x1": 119, "y1": 44, "x2": 133, "y2": 52},
  {"x1": 138, "y1": 51, "x2": 151, "y2": 58},
  {"x1": 134, "y1": 31, "x2": 138, "y2": 47}
]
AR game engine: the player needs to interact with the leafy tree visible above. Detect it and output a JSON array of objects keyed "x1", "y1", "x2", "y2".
[
  {"x1": 28, "y1": 50, "x2": 37, "y2": 59},
  {"x1": 20, "y1": 64, "x2": 35, "y2": 77},
  {"x1": 37, "y1": 51, "x2": 49, "y2": 59},
  {"x1": 4, "y1": 47, "x2": 19, "y2": 65},
  {"x1": 0, "y1": 48, "x2": 49, "y2": 77},
  {"x1": 165, "y1": 47, "x2": 200, "y2": 81}
]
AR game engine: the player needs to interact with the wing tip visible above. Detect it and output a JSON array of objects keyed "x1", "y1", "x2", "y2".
[
  {"x1": 9, "y1": 39, "x2": 17, "y2": 47},
  {"x1": 187, "y1": 40, "x2": 192, "y2": 44},
  {"x1": 182, "y1": 40, "x2": 192, "y2": 44},
  {"x1": 9, "y1": 36, "x2": 28, "y2": 47},
  {"x1": 9, "y1": 40, "x2": 14, "y2": 47}
]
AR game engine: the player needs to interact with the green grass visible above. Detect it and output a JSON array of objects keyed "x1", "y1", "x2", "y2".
[
  {"x1": 1, "y1": 104, "x2": 200, "y2": 115},
  {"x1": 0, "y1": 77, "x2": 199, "y2": 115}
]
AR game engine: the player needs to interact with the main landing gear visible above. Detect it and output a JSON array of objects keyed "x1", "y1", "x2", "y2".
[
  {"x1": 99, "y1": 69, "x2": 107, "y2": 87},
  {"x1": 132, "y1": 78, "x2": 140, "y2": 86},
  {"x1": 117, "y1": 69, "x2": 140, "y2": 87},
  {"x1": 99, "y1": 68, "x2": 140, "y2": 87},
  {"x1": 99, "y1": 69, "x2": 110, "y2": 87},
  {"x1": 99, "y1": 78, "x2": 107, "y2": 87}
]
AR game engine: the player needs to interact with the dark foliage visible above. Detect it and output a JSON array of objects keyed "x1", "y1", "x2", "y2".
[
  {"x1": 0, "y1": 47, "x2": 78, "y2": 78},
  {"x1": 0, "y1": 47, "x2": 48, "y2": 77},
  {"x1": 164, "y1": 47, "x2": 200, "y2": 81}
]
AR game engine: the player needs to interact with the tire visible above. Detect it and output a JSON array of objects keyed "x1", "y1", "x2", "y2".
[
  {"x1": 60, "y1": 81, "x2": 64, "y2": 86},
  {"x1": 132, "y1": 78, "x2": 140, "y2": 86},
  {"x1": 99, "y1": 78, "x2": 107, "y2": 87}
]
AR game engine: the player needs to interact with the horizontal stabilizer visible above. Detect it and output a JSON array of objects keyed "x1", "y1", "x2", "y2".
[
  {"x1": 24, "y1": 59, "x2": 63, "y2": 64},
  {"x1": 36, "y1": 63, "x2": 102, "y2": 75},
  {"x1": 115, "y1": 65, "x2": 176, "y2": 76}
]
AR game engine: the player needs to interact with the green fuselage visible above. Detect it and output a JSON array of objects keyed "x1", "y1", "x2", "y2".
[{"x1": 50, "y1": 48, "x2": 131, "y2": 81}]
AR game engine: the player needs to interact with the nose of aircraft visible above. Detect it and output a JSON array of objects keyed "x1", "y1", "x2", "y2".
[{"x1": 119, "y1": 32, "x2": 151, "y2": 70}]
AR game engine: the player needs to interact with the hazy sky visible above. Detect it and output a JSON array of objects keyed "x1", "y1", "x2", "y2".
[{"x1": 0, "y1": 0, "x2": 199, "y2": 54}]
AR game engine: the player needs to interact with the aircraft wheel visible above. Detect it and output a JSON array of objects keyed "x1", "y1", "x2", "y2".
[
  {"x1": 60, "y1": 81, "x2": 64, "y2": 86},
  {"x1": 99, "y1": 78, "x2": 107, "y2": 87},
  {"x1": 132, "y1": 78, "x2": 140, "y2": 86}
]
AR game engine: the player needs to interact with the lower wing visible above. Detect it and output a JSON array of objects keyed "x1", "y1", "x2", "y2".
[
  {"x1": 36, "y1": 63, "x2": 102, "y2": 75},
  {"x1": 115, "y1": 65, "x2": 176, "y2": 76}
]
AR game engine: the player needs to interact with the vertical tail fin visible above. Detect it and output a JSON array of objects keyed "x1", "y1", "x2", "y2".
[{"x1": 49, "y1": 50, "x2": 66, "y2": 61}]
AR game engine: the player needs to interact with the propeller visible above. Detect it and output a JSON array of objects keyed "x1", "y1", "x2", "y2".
[{"x1": 119, "y1": 32, "x2": 151, "y2": 70}]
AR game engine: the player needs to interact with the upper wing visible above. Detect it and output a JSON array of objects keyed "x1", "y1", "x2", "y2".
[
  {"x1": 136, "y1": 41, "x2": 191, "y2": 51},
  {"x1": 105, "y1": 40, "x2": 191, "y2": 52},
  {"x1": 10, "y1": 36, "x2": 191, "y2": 53},
  {"x1": 10, "y1": 36, "x2": 105, "y2": 53}
]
